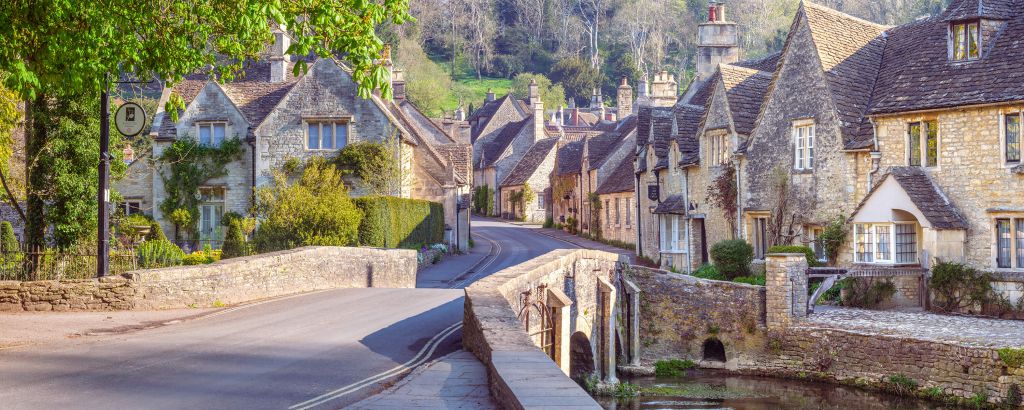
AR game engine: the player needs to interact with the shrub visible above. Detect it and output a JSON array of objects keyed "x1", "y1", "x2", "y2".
[
  {"x1": 252, "y1": 157, "x2": 364, "y2": 252},
  {"x1": 733, "y1": 275, "x2": 766, "y2": 286},
  {"x1": 842, "y1": 279, "x2": 897, "y2": 308},
  {"x1": 692, "y1": 264, "x2": 727, "y2": 281},
  {"x1": 998, "y1": 348, "x2": 1024, "y2": 368},
  {"x1": 654, "y1": 359, "x2": 696, "y2": 377},
  {"x1": 353, "y1": 196, "x2": 444, "y2": 249},
  {"x1": 710, "y1": 239, "x2": 753, "y2": 279},
  {"x1": 817, "y1": 215, "x2": 848, "y2": 266},
  {"x1": 221, "y1": 217, "x2": 251, "y2": 259},
  {"x1": 0, "y1": 221, "x2": 18, "y2": 253},
  {"x1": 147, "y1": 220, "x2": 167, "y2": 241},
  {"x1": 887, "y1": 374, "x2": 918, "y2": 396},
  {"x1": 136, "y1": 239, "x2": 184, "y2": 268},
  {"x1": 542, "y1": 217, "x2": 554, "y2": 228},
  {"x1": 930, "y1": 261, "x2": 997, "y2": 313},
  {"x1": 566, "y1": 216, "x2": 578, "y2": 234},
  {"x1": 767, "y1": 245, "x2": 819, "y2": 267}
]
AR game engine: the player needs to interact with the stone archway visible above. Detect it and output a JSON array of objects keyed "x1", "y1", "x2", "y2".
[
  {"x1": 702, "y1": 338, "x2": 726, "y2": 362},
  {"x1": 569, "y1": 331, "x2": 595, "y2": 381}
]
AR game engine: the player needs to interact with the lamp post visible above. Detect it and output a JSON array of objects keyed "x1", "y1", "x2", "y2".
[{"x1": 97, "y1": 80, "x2": 110, "y2": 277}]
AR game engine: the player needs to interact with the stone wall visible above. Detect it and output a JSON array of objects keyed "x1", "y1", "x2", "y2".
[
  {"x1": 599, "y1": 191, "x2": 635, "y2": 245},
  {"x1": 0, "y1": 246, "x2": 416, "y2": 312}
]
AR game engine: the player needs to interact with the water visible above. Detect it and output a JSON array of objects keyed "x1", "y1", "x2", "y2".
[{"x1": 595, "y1": 370, "x2": 954, "y2": 410}]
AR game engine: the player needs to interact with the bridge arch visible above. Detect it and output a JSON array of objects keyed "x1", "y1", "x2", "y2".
[{"x1": 569, "y1": 331, "x2": 595, "y2": 381}]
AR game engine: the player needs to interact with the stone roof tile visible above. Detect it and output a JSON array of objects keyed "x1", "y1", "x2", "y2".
[
  {"x1": 595, "y1": 155, "x2": 635, "y2": 195},
  {"x1": 501, "y1": 138, "x2": 558, "y2": 187}
]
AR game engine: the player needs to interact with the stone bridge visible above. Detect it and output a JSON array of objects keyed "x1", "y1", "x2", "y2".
[{"x1": 462, "y1": 249, "x2": 639, "y2": 409}]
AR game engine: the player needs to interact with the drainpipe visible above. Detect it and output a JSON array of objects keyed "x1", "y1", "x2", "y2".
[
  {"x1": 250, "y1": 139, "x2": 257, "y2": 207},
  {"x1": 734, "y1": 156, "x2": 742, "y2": 240},
  {"x1": 868, "y1": 119, "x2": 882, "y2": 189},
  {"x1": 635, "y1": 173, "x2": 643, "y2": 258},
  {"x1": 655, "y1": 169, "x2": 662, "y2": 266},
  {"x1": 683, "y1": 168, "x2": 692, "y2": 274}
]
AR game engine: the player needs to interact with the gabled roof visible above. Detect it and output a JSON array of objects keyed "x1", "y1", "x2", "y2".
[
  {"x1": 653, "y1": 194, "x2": 687, "y2": 214},
  {"x1": 556, "y1": 139, "x2": 585, "y2": 176},
  {"x1": 689, "y1": 52, "x2": 781, "y2": 107},
  {"x1": 719, "y1": 65, "x2": 774, "y2": 137},
  {"x1": 501, "y1": 137, "x2": 558, "y2": 187},
  {"x1": 476, "y1": 118, "x2": 531, "y2": 169},
  {"x1": 802, "y1": 1, "x2": 889, "y2": 150},
  {"x1": 943, "y1": 0, "x2": 1018, "y2": 21},
  {"x1": 590, "y1": 115, "x2": 639, "y2": 170},
  {"x1": 870, "y1": 0, "x2": 1024, "y2": 115},
  {"x1": 385, "y1": 99, "x2": 469, "y2": 185},
  {"x1": 851, "y1": 167, "x2": 969, "y2": 230},
  {"x1": 674, "y1": 105, "x2": 704, "y2": 167},
  {"x1": 595, "y1": 155, "x2": 636, "y2": 195}
]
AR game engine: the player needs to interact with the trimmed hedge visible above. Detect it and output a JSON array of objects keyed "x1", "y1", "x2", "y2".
[
  {"x1": 767, "y1": 245, "x2": 820, "y2": 267},
  {"x1": 710, "y1": 239, "x2": 753, "y2": 279},
  {"x1": 354, "y1": 196, "x2": 445, "y2": 248}
]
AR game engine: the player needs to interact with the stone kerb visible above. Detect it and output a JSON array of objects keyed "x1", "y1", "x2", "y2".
[
  {"x1": 463, "y1": 249, "x2": 625, "y2": 410},
  {"x1": 133, "y1": 246, "x2": 417, "y2": 309},
  {"x1": 765, "y1": 253, "x2": 809, "y2": 330}
]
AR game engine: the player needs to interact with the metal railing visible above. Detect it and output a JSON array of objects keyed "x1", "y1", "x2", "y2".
[{"x1": 0, "y1": 246, "x2": 137, "y2": 281}]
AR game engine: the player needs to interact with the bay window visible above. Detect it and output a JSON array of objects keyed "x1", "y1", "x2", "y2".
[{"x1": 854, "y1": 223, "x2": 918, "y2": 265}]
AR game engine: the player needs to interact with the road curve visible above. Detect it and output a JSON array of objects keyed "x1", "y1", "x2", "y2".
[{"x1": 0, "y1": 218, "x2": 577, "y2": 409}]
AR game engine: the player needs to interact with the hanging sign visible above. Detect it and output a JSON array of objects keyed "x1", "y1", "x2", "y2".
[
  {"x1": 647, "y1": 184, "x2": 660, "y2": 201},
  {"x1": 114, "y1": 102, "x2": 147, "y2": 137}
]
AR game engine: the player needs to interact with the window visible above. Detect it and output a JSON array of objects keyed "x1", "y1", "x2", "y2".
[
  {"x1": 951, "y1": 21, "x2": 980, "y2": 61},
  {"x1": 625, "y1": 198, "x2": 632, "y2": 226},
  {"x1": 994, "y1": 218, "x2": 1024, "y2": 269},
  {"x1": 537, "y1": 195, "x2": 545, "y2": 210},
  {"x1": 706, "y1": 133, "x2": 729, "y2": 166},
  {"x1": 198, "y1": 187, "x2": 225, "y2": 247},
  {"x1": 605, "y1": 200, "x2": 610, "y2": 227},
  {"x1": 793, "y1": 123, "x2": 814, "y2": 170},
  {"x1": 660, "y1": 215, "x2": 683, "y2": 252},
  {"x1": 752, "y1": 217, "x2": 768, "y2": 260},
  {"x1": 615, "y1": 198, "x2": 621, "y2": 225},
  {"x1": 908, "y1": 120, "x2": 938, "y2": 167},
  {"x1": 1005, "y1": 113, "x2": 1021, "y2": 164},
  {"x1": 806, "y1": 227, "x2": 827, "y2": 262},
  {"x1": 119, "y1": 201, "x2": 142, "y2": 216},
  {"x1": 854, "y1": 223, "x2": 918, "y2": 264},
  {"x1": 197, "y1": 122, "x2": 226, "y2": 146},
  {"x1": 307, "y1": 121, "x2": 349, "y2": 150}
]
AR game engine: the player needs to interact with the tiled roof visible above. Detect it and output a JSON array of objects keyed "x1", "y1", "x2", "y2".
[
  {"x1": 653, "y1": 194, "x2": 688, "y2": 214},
  {"x1": 720, "y1": 65, "x2": 773, "y2": 136},
  {"x1": 870, "y1": 0, "x2": 1024, "y2": 115},
  {"x1": 386, "y1": 99, "x2": 470, "y2": 185},
  {"x1": 477, "y1": 118, "x2": 531, "y2": 169},
  {"x1": 590, "y1": 116, "x2": 639, "y2": 170},
  {"x1": 595, "y1": 155, "x2": 636, "y2": 195},
  {"x1": 687, "y1": 52, "x2": 780, "y2": 108},
  {"x1": 501, "y1": 138, "x2": 558, "y2": 187},
  {"x1": 467, "y1": 95, "x2": 506, "y2": 122},
  {"x1": 803, "y1": 1, "x2": 889, "y2": 150},
  {"x1": 396, "y1": 100, "x2": 456, "y2": 145},
  {"x1": 675, "y1": 105, "x2": 704, "y2": 167},
  {"x1": 650, "y1": 109, "x2": 676, "y2": 170},
  {"x1": 943, "y1": 0, "x2": 1018, "y2": 21},
  {"x1": 557, "y1": 139, "x2": 585, "y2": 176},
  {"x1": 437, "y1": 143, "x2": 474, "y2": 185},
  {"x1": 852, "y1": 167, "x2": 969, "y2": 230}
]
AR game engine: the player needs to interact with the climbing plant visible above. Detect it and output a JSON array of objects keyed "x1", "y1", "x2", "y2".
[
  {"x1": 706, "y1": 162, "x2": 738, "y2": 238},
  {"x1": 158, "y1": 137, "x2": 244, "y2": 234},
  {"x1": 817, "y1": 214, "x2": 848, "y2": 267},
  {"x1": 588, "y1": 192, "x2": 602, "y2": 240}
]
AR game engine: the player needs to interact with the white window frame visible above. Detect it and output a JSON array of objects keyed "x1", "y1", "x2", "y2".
[
  {"x1": 660, "y1": 215, "x2": 684, "y2": 253},
  {"x1": 853, "y1": 223, "x2": 919, "y2": 265},
  {"x1": 949, "y1": 21, "x2": 980, "y2": 62},
  {"x1": 198, "y1": 187, "x2": 226, "y2": 247},
  {"x1": 994, "y1": 217, "x2": 1024, "y2": 270},
  {"x1": 196, "y1": 122, "x2": 227, "y2": 147},
  {"x1": 305, "y1": 120, "x2": 350, "y2": 151},
  {"x1": 806, "y1": 226, "x2": 828, "y2": 263},
  {"x1": 792, "y1": 121, "x2": 815, "y2": 170},
  {"x1": 537, "y1": 195, "x2": 545, "y2": 210}
]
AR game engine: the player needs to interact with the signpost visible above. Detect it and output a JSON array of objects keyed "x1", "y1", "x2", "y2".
[{"x1": 98, "y1": 91, "x2": 146, "y2": 277}]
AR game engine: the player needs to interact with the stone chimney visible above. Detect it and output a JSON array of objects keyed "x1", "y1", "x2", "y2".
[
  {"x1": 590, "y1": 89, "x2": 602, "y2": 109},
  {"x1": 529, "y1": 79, "x2": 544, "y2": 143},
  {"x1": 269, "y1": 26, "x2": 291, "y2": 83},
  {"x1": 485, "y1": 88, "x2": 496, "y2": 102},
  {"x1": 616, "y1": 77, "x2": 633, "y2": 116},
  {"x1": 454, "y1": 105, "x2": 466, "y2": 121},
  {"x1": 697, "y1": 1, "x2": 739, "y2": 81},
  {"x1": 391, "y1": 68, "x2": 406, "y2": 101},
  {"x1": 650, "y1": 71, "x2": 678, "y2": 107}
]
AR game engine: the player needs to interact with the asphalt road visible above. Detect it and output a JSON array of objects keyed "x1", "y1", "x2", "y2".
[{"x1": 0, "y1": 218, "x2": 576, "y2": 409}]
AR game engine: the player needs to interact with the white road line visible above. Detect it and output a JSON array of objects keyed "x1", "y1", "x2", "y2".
[
  {"x1": 450, "y1": 232, "x2": 502, "y2": 289},
  {"x1": 288, "y1": 321, "x2": 463, "y2": 409}
]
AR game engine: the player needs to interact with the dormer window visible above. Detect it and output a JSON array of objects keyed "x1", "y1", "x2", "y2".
[
  {"x1": 197, "y1": 122, "x2": 226, "y2": 146},
  {"x1": 950, "y1": 21, "x2": 980, "y2": 61}
]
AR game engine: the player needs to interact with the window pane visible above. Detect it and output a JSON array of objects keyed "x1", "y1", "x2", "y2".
[
  {"x1": 213, "y1": 124, "x2": 225, "y2": 146},
  {"x1": 876, "y1": 225, "x2": 891, "y2": 261},
  {"x1": 908, "y1": 122, "x2": 921, "y2": 166},
  {"x1": 895, "y1": 224, "x2": 917, "y2": 264},
  {"x1": 856, "y1": 224, "x2": 874, "y2": 262},
  {"x1": 337, "y1": 123, "x2": 348, "y2": 148},
  {"x1": 1007, "y1": 114, "x2": 1021, "y2": 163},
  {"x1": 322, "y1": 124, "x2": 333, "y2": 149},
  {"x1": 308, "y1": 123, "x2": 319, "y2": 149},
  {"x1": 925, "y1": 120, "x2": 938, "y2": 167},
  {"x1": 953, "y1": 24, "x2": 966, "y2": 60},
  {"x1": 967, "y1": 23, "x2": 979, "y2": 59},
  {"x1": 997, "y1": 219, "x2": 1013, "y2": 268},
  {"x1": 794, "y1": 128, "x2": 803, "y2": 169},
  {"x1": 199, "y1": 125, "x2": 211, "y2": 145},
  {"x1": 1017, "y1": 219, "x2": 1024, "y2": 268}
]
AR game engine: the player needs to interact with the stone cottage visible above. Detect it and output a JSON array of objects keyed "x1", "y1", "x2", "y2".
[
  {"x1": 117, "y1": 31, "x2": 472, "y2": 250},
  {"x1": 499, "y1": 137, "x2": 559, "y2": 222}
]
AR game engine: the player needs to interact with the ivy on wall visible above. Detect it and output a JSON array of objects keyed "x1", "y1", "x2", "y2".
[{"x1": 158, "y1": 137, "x2": 244, "y2": 234}]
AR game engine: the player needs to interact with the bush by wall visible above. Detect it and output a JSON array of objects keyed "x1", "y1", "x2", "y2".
[
  {"x1": 1, "y1": 221, "x2": 18, "y2": 253},
  {"x1": 136, "y1": 239, "x2": 184, "y2": 268},
  {"x1": 354, "y1": 196, "x2": 444, "y2": 248},
  {"x1": 710, "y1": 239, "x2": 753, "y2": 279},
  {"x1": 767, "y1": 245, "x2": 820, "y2": 267}
]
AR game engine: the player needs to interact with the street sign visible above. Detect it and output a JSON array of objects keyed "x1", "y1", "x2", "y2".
[{"x1": 114, "y1": 102, "x2": 146, "y2": 137}]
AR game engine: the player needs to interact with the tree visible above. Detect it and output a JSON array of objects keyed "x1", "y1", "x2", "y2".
[
  {"x1": 0, "y1": 0, "x2": 410, "y2": 255},
  {"x1": 395, "y1": 36, "x2": 453, "y2": 117},
  {"x1": 0, "y1": 221, "x2": 18, "y2": 253},
  {"x1": 511, "y1": 73, "x2": 566, "y2": 110},
  {"x1": 550, "y1": 58, "x2": 604, "y2": 106},
  {"x1": 334, "y1": 136, "x2": 403, "y2": 196},
  {"x1": 706, "y1": 162, "x2": 738, "y2": 239},
  {"x1": 766, "y1": 166, "x2": 804, "y2": 247}
]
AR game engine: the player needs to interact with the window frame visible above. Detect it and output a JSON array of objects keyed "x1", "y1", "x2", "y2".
[
  {"x1": 994, "y1": 217, "x2": 1024, "y2": 270},
  {"x1": 196, "y1": 121, "x2": 227, "y2": 147},
  {"x1": 950, "y1": 21, "x2": 981, "y2": 62},
  {"x1": 660, "y1": 215, "x2": 685, "y2": 253},
  {"x1": 853, "y1": 222, "x2": 919, "y2": 265},
  {"x1": 305, "y1": 120, "x2": 350, "y2": 151},
  {"x1": 792, "y1": 121, "x2": 815, "y2": 170},
  {"x1": 198, "y1": 186, "x2": 226, "y2": 247},
  {"x1": 907, "y1": 120, "x2": 939, "y2": 167},
  {"x1": 1003, "y1": 112, "x2": 1022, "y2": 165}
]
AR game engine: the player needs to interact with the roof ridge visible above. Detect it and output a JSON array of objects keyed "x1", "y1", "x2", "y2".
[{"x1": 802, "y1": 0, "x2": 892, "y2": 30}]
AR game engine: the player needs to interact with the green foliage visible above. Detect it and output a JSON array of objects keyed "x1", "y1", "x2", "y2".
[
  {"x1": 692, "y1": 264, "x2": 727, "y2": 281},
  {"x1": 449, "y1": 77, "x2": 514, "y2": 114},
  {"x1": 923, "y1": 387, "x2": 944, "y2": 401},
  {"x1": 511, "y1": 73, "x2": 566, "y2": 109},
  {"x1": 158, "y1": 137, "x2": 244, "y2": 235},
  {"x1": 135, "y1": 239, "x2": 184, "y2": 269},
  {"x1": 549, "y1": 58, "x2": 603, "y2": 106},
  {"x1": 565, "y1": 216, "x2": 579, "y2": 235},
  {"x1": 767, "y1": 245, "x2": 819, "y2": 267},
  {"x1": 842, "y1": 279, "x2": 897, "y2": 308},
  {"x1": 969, "y1": 391, "x2": 989, "y2": 407},
  {"x1": 998, "y1": 348, "x2": 1024, "y2": 368},
  {"x1": 147, "y1": 220, "x2": 167, "y2": 241},
  {"x1": 930, "y1": 261, "x2": 999, "y2": 313},
  {"x1": 220, "y1": 217, "x2": 252, "y2": 259},
  {"x1": 0, "y1": 221, "x2": 17, "y2": 252},
  {"x1": 710, "y1": 240, "x2": 754, "y2": 279},
  {"x1": 353, "y1": 196, "x2": 444, "y2": 249},
  {"x1": 252, "y1": 157, "x2": 364, "y2": 252},
  {"x1": 733, "y1": 275, "x2": 766, "y2": 286},
  {"x1": 334, "y1": 139, "x2": 401, "y2": 196},
  {"x1": 705, "y1": 162, "x2": 738, "y2": 236},
  {"x1": 473, "y1": 185, "x2": 495, "y2": 215},
  {"x1": 817, "y1": 215, "x2": 848, "y2": 266},
  {"x1": 887, "y1": 374, "x2": 919, "y2": 396},
  {"x1": 542, "y1": 217, "x2": 554, "y2": 228},
  {"x1": 116, "y1": 214, "x2": 154, "y2": 242},
  {"x1": 395, "y1": 36, "x2": 453, "y2": 117}
]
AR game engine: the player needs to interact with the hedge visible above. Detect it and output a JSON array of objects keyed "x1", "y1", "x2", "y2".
[
  {"x1": 354, "y1": 196, "x2": 445, "y2": 248},
  {"x1": 710, "y1": 239, "x2": 754, "y2": 279}
]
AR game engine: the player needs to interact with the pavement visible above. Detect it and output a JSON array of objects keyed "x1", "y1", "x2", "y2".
[
  {"x1": 805, "y1": 306, "x2": 1024, "y2": 348},
  {"x1": 0, "y1": 217, "x2": 579, "y2": 409},
  {"x1": 348, "y1": 350, "x2": 496, "y2": 409},
  {"x1": 531, "y1": 225, "x2": 637, "y2": 263}
]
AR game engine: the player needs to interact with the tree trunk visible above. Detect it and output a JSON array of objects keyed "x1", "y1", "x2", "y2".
[{"x1": 24, "y1": 95, "x2": 47, "y2": 279}]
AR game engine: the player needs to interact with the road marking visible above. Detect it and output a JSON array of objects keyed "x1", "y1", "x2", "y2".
[
  {"x1": 288, "y1": 321, "x2": 463, "y2": 409},
  {"x1": 449, "y1": 231, "x2": 503, "y2": 289}
]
